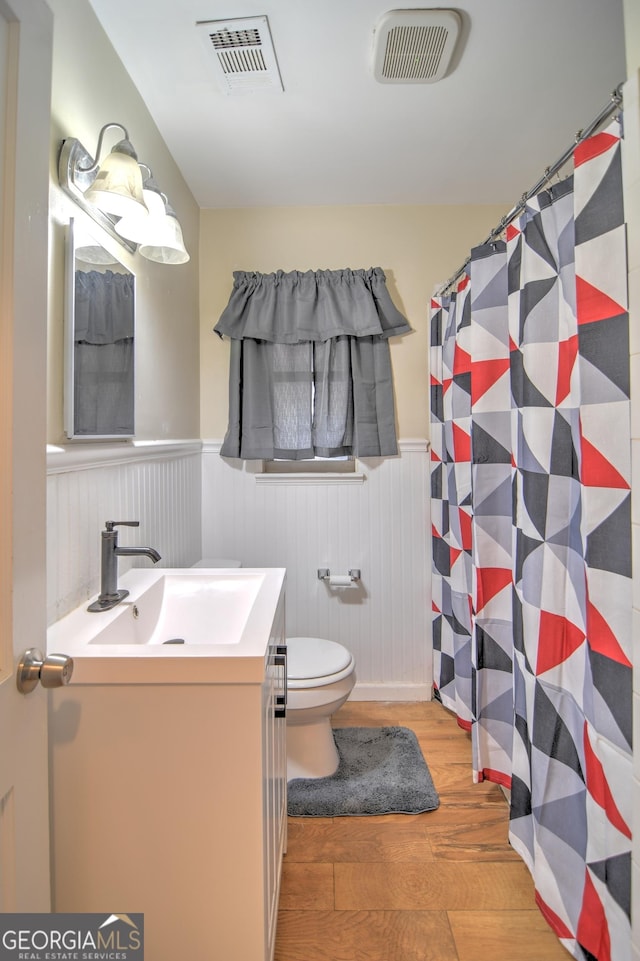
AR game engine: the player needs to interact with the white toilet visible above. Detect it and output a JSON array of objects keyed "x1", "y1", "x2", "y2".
[
  {"x1": 285, "y1": 636, "x2": 356, "y2": 781},
  {"x1": 190, "y1": 564, "x2": 356, "y2": 780}
]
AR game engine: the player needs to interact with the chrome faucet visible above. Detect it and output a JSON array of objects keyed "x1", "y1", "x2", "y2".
[{"x1": 87, "y1": 521, "x2": 161, "y2": 612}]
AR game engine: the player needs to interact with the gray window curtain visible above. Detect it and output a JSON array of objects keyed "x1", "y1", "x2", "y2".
[
  {"x1": 214, "y1": 268, "x2": 411, "y2": 459},
  {"x1": 73, "y1": 269, "x2": 134, "y2": 436}
]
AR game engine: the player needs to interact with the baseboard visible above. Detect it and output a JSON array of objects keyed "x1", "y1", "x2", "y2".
[{"x1": 351, "y1": 682, "x2": 432, "y2": 702}]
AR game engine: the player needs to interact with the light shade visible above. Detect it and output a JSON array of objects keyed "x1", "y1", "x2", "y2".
[
  {"x1": 115, "y1": 180, "x2": 163, "y2": 243},
  {"x1": 139, "y1": 197, "x2": 190, "y2": 265},
  {"x1": 84, "y1": 138, "x2": 148, "y2": 219}
]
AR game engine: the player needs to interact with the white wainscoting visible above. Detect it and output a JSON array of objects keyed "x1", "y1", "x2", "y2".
[
  {"x1": 47, "y1": 442, "x2": 202, "y2": 624},
  {"x1": 202, "y1": 440, "x2": 432, "y2": 700}
]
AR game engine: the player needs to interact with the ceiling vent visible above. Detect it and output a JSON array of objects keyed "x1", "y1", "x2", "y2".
[
  {"x1": 196, "y1": 16, "x2": 283, "y2": 94},
  {"x1": 373, "y1": 9, "x2": 461, "y2": 83}
]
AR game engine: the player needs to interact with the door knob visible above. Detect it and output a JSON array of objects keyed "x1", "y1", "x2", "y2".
[{"x1": 16, "y1": 648, "x2": 74, "y2": 694}]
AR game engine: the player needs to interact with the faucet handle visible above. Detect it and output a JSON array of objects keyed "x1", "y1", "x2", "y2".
[{"x1": 105, "y1": 521, "x2": 140, "y2": 531}]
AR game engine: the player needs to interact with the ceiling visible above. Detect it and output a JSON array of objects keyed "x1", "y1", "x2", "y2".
[{"x1": 87, "y1": 0, "x2": 626, "y2": 210}]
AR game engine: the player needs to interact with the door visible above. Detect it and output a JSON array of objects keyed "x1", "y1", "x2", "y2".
[{"x1": 0, "y1": 0, "x2": 53, "y2": 910}]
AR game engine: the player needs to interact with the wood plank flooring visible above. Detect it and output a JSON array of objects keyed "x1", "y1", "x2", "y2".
[{"x1": 275, "y1": 700, "x2": 569, "y2": 961}]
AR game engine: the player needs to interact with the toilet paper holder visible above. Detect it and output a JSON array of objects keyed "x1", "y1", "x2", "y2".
[{"x1": 317, "y1": 568, "x2": 361, "y2": 582}]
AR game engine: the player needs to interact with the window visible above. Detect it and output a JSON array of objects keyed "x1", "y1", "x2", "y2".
[
  {"x1": 263, "y1": 456, "x2": 356, "y2": 475},
  {"x1": 214, "y1": 268, "x2": 411, "y2": 461}
]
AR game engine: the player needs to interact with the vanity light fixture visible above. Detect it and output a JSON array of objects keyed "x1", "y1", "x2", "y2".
[
  {"x1": 59, "y1": 127, "x2": 189, "y2": 265},
  {"x1": 58, "y1": 123, "x2": 147, "y2": 253}
]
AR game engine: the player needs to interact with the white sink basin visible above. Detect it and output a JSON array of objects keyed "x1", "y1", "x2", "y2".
[
  {"x1": 47, "y1": 567, "x2": 286, "y2": 685},
  {"x1": 90, "y1": 572, "x2": 263, "y2": 646}
]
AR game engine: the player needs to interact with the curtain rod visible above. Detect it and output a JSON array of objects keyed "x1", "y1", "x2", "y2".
[{"x1": 435, "y1": 84, "x2": 624, "y2": 297}]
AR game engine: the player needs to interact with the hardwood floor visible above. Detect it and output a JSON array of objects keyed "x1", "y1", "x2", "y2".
[{"x1": 275, "y1": 700, "x2": 569, "y2": 961}]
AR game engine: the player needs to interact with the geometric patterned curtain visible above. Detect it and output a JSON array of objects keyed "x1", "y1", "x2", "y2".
[
  {"x1": 430, "y1": 276, "x2": 475, "y2": 731},
  {"x1": 430, "y1": 119, "x2": 631, "y2": 961},
  {"x1": 469, "y1": 239, "x2": 513, "y2": 786}
]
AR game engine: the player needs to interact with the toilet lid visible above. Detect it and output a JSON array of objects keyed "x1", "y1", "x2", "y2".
[{"x1": 286, "y1": 636, "x2": 353, "y2": 681}]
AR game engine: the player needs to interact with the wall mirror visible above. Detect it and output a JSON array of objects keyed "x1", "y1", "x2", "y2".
[{"x1": 64, "y1": 218, "x2": 135, "y2": 439}]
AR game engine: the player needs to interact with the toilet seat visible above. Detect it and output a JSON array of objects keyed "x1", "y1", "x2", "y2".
[{"x1": 286, "y1": 636, "x2": 355, "y2": 689}]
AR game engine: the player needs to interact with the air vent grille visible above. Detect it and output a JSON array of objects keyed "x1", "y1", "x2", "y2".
[
  {"x1": 217, "y1": 48, "x2": 268, "y2": 77},
  {"x1": 382, "y1": 24, "x2": 448, "y2": 80},
  {"x1": 373, "y1": 9, "x2": 461, "y2": 84},
  {"x1": 209, "y1": 27, "x2": 261, "y2": 49},
  {"x1": 197, "y1": 16, "x2": 283, "y2": 94}
]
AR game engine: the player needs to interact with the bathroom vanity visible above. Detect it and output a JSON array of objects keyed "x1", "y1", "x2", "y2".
[{"x1": 47, "y1": 568, "x2": 287, "y2": 961}]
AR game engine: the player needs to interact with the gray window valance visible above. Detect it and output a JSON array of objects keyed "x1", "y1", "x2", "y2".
[
  {"x1": 214, "y1": 268, "x2": 411, "y2": 461},
  {"x1": 75, "y1": 270, "x2": 134, "y2": 345},
  {"x1": 214, "y1": 268, "x2": 411, "y2": 343}
]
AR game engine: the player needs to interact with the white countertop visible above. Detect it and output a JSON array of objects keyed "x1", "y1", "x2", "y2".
[{"x1": 47, "y1": 567, "x2": 286, "y2": 685}]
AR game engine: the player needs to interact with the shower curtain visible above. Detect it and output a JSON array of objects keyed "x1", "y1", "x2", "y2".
[{"x1": 430, "y1": 120, "x2": 632, "y2": 961}]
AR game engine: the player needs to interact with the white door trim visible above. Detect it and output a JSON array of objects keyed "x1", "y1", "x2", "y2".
[{"x1": 0, "y1": 0, "x2": 54, "y2": 911}]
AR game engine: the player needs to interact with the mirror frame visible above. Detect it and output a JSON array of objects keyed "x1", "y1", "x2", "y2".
[{"x1": 64, "y1": 217, "x2": 136, "y2": 440}]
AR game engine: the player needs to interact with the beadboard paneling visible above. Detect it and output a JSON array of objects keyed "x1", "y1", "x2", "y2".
[
  {"x1": 202, "y1": 441, "x2": 432, "y2": 699},
  {"x1": 47, "y1": 443, "x2": 202, "y2": 623},
  {"x1": 47, "y1": 441, "x2": 432, "y2": 700}
]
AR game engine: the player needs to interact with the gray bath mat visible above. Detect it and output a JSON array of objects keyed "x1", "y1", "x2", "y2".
[{"x1": 287, "y1": 726, "x2": 440, "y2": 817}]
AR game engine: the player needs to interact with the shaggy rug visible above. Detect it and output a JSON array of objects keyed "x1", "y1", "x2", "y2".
[{"x1": 287, "y1": 726, "x2": 440, "y2": 817}]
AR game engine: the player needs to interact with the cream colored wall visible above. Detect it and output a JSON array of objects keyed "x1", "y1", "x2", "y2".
[
  {"x1": 624, "y1": 0, "x2": 640, "y2": 72},
  {"x1": 46, "y1": 0, "x2": 200, "y2": 444},
  {"x1": 199, "y1": 204, "x2": 506, "y2": 440}
]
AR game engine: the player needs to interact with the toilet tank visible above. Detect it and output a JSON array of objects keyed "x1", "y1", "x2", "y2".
[{"x1": 191, "y1": 558, "x2": 242, "y2": 568}]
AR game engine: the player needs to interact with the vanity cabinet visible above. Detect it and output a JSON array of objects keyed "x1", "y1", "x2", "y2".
[{"x1": 49, "y1": 576, "x2": 287, "y2": 961}]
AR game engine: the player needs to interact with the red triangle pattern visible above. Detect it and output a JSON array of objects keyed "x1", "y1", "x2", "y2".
[
  {"x1": 458, "y1": 508, "x2": 472, "y2": 551},
  {"x1": 576, "y1": 870, "x2": 611, "y2": 961},
  {"x1": 576, "y1": 276, "x2": 625, "y2": 326},
  {"x1": 574, "y1": 131, "x2": 618, "y2": 168},
  {"x1": 450, "y1": 546, "x2": 463, "y2": 568},
  {"x1": 536, "y1": 610, "x2": 585, "y2": 675},
  {"x1": 555, "y1": 335, "x2": 578, "y2": 406},
  {"x1": 471, "y1": 357, "x2": 510, "y2": 404},
  {"x1": 475, "y1": 567, "x2": 512, "y2": 613},
  {"x1": 432, "y1": 600, "x2": 441, "y2": 613},
  {"x1": 586, "y1": 600, "x2": 632, "y2": 667},
  {"x1": 583, "y1": 723, "x2": 631, "y2": 839},
  {"x1": 506, "y1": 223, "x2": 520, "y2": 241},
  {"x1": 452, "y1": 423, "x2": 471, "y2": 462},
  {"x1": 430, "y1": 298, "x2": 441, "y2": 310},
  {"x1": 430, "y1": 373, "x2": 441, "y2": 387},
  {"x1": 454, "y1": 344, "x2": 472, "y2": 376},
  {"x1": 579, "y1": 434, "x2": 629, "y2": 489}
]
